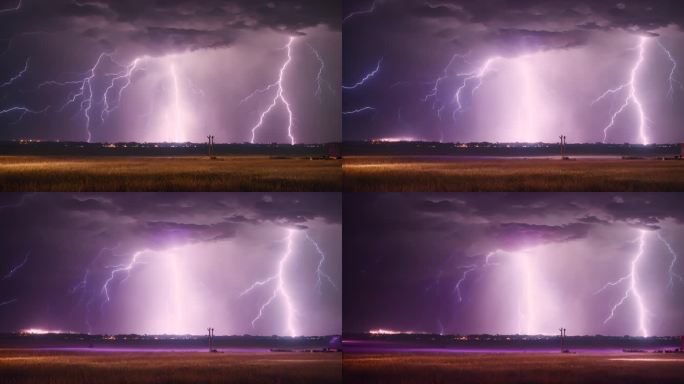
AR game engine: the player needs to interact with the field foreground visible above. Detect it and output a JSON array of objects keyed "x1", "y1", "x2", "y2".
[
  {"x1": 343, "y1": 157, "x2": 684, "y2": 191},
  {"x1": 0, "y1": 349, "x2": 341, "y2": 384},
  {"x1": 344, "y1": 352, "x2": 684, "y2": 384},
  {"x1": 0, "y1": 156, "x2": 342, "y2": 191}
]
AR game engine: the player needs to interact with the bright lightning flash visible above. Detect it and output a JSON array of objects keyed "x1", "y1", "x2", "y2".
[
  {"x1": 595, "y1": 230, "x2": 649, "y2": 337},
  {"x1": 240, "y1": 229, "x2": 297, "y2": 337},
  {"x1": 593, "y1": 36, "x2": 649, "y2": 145},
  {"x1": 245, "y1": 37, "x2": 296, "y2": 145}
]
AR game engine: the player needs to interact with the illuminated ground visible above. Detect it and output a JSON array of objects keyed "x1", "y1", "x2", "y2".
[
  {"x1": 344, "y1": 352, "x2": 684, "y2": 384},
  {"x1": 0, "y1": 349, "x2": 341, "y2": 384},
  {"x1": 0, "y1": 156, "x2": 341, "y2": 191},
  {"x1": 343, "y1": 157, "x2": 684, "y2": 191}
]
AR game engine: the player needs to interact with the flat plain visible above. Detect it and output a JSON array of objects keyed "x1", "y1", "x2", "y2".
[
  {"x1": 343, "y1": 156, "x2": 684, "y2": 191},
  {"x1": 0, "y1": 349, "x2": 342, "y2": 384},
  {"x1": 344, "y1": 352, "x2": 684, "y2": 384},
  {"x1": 0, "y1": 156, "x2": 342, "y2": 191}
]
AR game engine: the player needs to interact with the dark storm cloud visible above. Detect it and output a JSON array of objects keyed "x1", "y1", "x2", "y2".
[{"x1": 1, "y1": 0, "x2": 340, "y2": 54}]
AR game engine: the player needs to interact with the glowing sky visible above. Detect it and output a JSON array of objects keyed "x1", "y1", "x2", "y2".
[
  {"x1": 0, "y1": 0, "x2": 341, "y2": 143},
  {"x1": 0, "y1": 193, "x2": 341, "y2": 336},
  {"x1": 343, "y1": 0, "x2": 684, "y2": 143},
  {"x1": 343, "y1": 193, "x2": 684, "y2": 336}
]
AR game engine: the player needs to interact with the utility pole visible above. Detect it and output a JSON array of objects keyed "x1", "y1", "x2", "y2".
[
  {"x1": 559, "y1": 135, "x2": 567, "y2": 159},
  {"x1": 208, "y1": 327, "x2": 214, "y2": 352}
]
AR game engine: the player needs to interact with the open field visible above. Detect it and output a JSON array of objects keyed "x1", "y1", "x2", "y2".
[
  {"x1": 0, "y1": 156, "x2": 342, "y2": 191},
  {"x1": 343, "y1": 157, "x2": 684, "y2": 191},
  {"x1": 344, "y1": 352, "x2": 684, "y2": 384},
  {"x1": 0, "y1": 349, "x2": 341, "y2": 384}
]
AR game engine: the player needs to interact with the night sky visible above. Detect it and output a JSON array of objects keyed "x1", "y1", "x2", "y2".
[
  {"x1": 344, "y1": 193, "x2": 684, "y2": 337},
  {"x1": 343, "y1": 0, "x2": 684, "y2": 144},
  {"x1": 0, "y1": 0, "x2": 341, "y2": 144},
  {"x1": 0, "y1": 193, "x2": 342, "y2": 336}
]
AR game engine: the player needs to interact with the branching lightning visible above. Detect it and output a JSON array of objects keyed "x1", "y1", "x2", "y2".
[
  {"x1": 343, "y1": 0, "x2": 377, "y2": 23},
  {"x1": 101, "y1": 58, "x2": 141, "y2": 122},
  {"x1": 342, "y1": 106, "x2": 375, "y2": 115},
  {"x1": 0, "y1": 298, "x2": 18, "y2": 306},
  {"x1": 0, "y1": 0, "x2": 22, "y2": 13},
  {"x1": 656, "y1": 41, "x2": 683, "y2": 100},
  {"x1": 304, "y1": 231, "x2": 337, "y2": 294},
  {"x1": 240, "y1": 229, "x2": 297, "y2": 337},
  {"x1": 446, "y1": 248, "x2": 539, "y2": 335},
  {"x1": 100, "y1": 249, "x2": 148, "y2": 307},
  {"x1": 343, "y1": 58, "x2": 382, "y2": 90},
  {"x1": 244, "y1": 36, "x2": 296, "y2": 145},
  {"x1": 595, "y1": 230, "x2": 649, "y2": 337},
  {"x1": 454, "y1": 265, "x2": 477, "y2": 303},
  {"x1": 423, "y1": 53, "x2": 467, "y2": 119},
  {"x1": 2, "y1": 250, "x2": 29, "y2": 280},
  {"x1": 655, "y1": 232, "x2": 684, "y2": 290},
  {"x1": 453, "y1": 57, "x2": 499, "y2": 113},
  {"x1": 0, "y1": 105, "x2": 49, "y2": 123},
  {"x1": 309, "y1": 45, "x2": 334, "y2": 102},
  {"x1": 592, "y1": 36, "x2": 649, "y2": 145},
  {"x1": 0, "y1": 57, "x2": 29, "y2": 88},
  {"x1": 38, "y1": 53, "x2": 143, "y2": 142}
]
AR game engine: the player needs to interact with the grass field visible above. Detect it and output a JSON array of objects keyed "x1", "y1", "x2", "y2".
[
  {"x1": 0, "y1": 156, "x2": 342, "y2": 192},
  {"x1": 0, "y1": 350, "x2": 341, "y2": 384},
  {"x1": 344, "y1": 353, "x2": 684, "y2": 384},
  {"x1": 343, "y1": 157, "x2": 684, "y2": 191}
]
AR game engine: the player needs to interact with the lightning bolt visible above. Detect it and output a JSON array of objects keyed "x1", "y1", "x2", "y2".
[
  {"x1": 101, "y1": 57, "x2": 142, "y2": 122},
  {"x1": 423, "y1": 53, "x2": 468, "y2": 120},
  {"x1": 592, "y1": 36, "x2": 649, "y2": 145},
  {"x1": 343, "y1": 57, "x2": 382, "y2": 90},
  {"x1": 0, "y1": 106, "x2": 49, "y2": 123},
  {"x1": 449, "y1": 248, "x2": 537, "y2": 335},
  {"x1": 453, "y1": 56, "x2": 499, "y2": 113},
  {"x1": 0, "y1": 0, "x2": 21, "y2": 13},
  {"x1": 2, "y1": 250, "x2": 29, "y2": 280},
  {"x1": 309, "y1": 45, "x2": 334, "y2": 102},
  {"x1": 0, "y1": 57, "x2": 29, "y2": 88},
  {"x1": 38, "y1": 52, "x2": 110, "y2": 142},
  {"x1": 304, "y1": 231, "x2": 337, "y2": 294},
  {"x1": 0, "y1": 298, "x2": 18, "y2": 307},
  {"x1": 453, "y1": 265, "x2": 477, "y2": 303},
  {"x1": 100, "y1": 249, "x2": 148, "y2": 307},
  {"x1": 595, "y1": 230, "x2": 649, "y2": 337},
  {"x1": 245, "y1": 36, "x2": 296, "y2": 145},
  {"x1": 656, "y1": 41, "x2": 683, "y2": 99},
  {"x1": 240, "y1": 229, "x2": 297, "y2": 337},
  {"x1": 169, "y1": 63, "x2": 184, "y2": 143},
  {"x1": 38, "y1": 53, "x2": 141, "y2": 142},
  {"x1": 655, "y1": 232, "x2": 684, "y2": 290},
  {"x1": 343, "y1": 0, "x2": 377, "y2": 23},
  {"x1": 342, "y1": 106, "x2": 376, "y2": 115}
]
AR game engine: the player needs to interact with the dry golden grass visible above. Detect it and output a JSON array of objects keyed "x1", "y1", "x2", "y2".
[
  {"x1": 343, "y1": 157, "x2": 684, "y2": 191},
  {"x1": 0, "y1": 349, "x2": 341, "y2": 384},
  {"x1": 0, "y1": 156, "x2": 342, "y2": 191},
  {"x1": 344, "y1": 353, "x2": 684, "y2": 384}
]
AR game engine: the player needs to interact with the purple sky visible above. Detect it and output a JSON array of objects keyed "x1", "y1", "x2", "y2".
[
  {"x1": 0, "y1": 193, "x2": 341, "y2": 336},
  {"x1": 343, "y1": 193, "x2": 684, "y2": 337},
  {"x1": 343, "y1": 0, "x2": 684, "y2": 144},
  {"x1": 0, "y1": 0, "x2": 341, "y2": 144}
]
